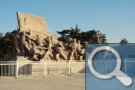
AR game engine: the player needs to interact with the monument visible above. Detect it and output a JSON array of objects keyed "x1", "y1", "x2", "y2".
[{"x1": 13, "y1": 12, "x2": 85, "y2": 61}]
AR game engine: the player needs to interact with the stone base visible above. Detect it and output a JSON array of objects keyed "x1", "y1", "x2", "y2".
[{"x1": 16, "y1": 56, "x2": 31, "y2": 61}]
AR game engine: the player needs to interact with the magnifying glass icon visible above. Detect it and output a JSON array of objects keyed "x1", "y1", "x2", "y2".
[{"x1": 88, "y1": 46, "x2": 132, "y2": 86}]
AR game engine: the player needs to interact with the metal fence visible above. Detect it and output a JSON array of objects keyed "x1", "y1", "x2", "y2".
[
  {"x1": 0, "y1": 61, "x2": 16, "y2": 77},
  {"x1": 0, "y1": 61, "x2": 85, "y2": 78}
]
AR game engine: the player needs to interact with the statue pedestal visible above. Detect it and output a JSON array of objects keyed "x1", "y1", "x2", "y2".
[{"x1": 16, "y1": 56, "x2": 30, "y2": 61}]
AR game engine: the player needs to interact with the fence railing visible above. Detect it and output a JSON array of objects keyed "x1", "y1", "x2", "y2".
[{"x1": 0, "y1": 61, "x2": 85, "y2": 78}]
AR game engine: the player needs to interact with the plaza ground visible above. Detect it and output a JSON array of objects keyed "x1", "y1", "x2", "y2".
[{"x1": 0, "y1": 74, "x2": 85, "y2": 90}]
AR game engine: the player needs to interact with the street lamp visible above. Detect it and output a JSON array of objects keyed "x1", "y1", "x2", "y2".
[{"x1": 97, "y1": 30, "x2": 102, "y2": 43}]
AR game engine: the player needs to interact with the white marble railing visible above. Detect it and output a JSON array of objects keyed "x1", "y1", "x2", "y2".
[{"x1": 0, "y1": 61, "x2": 85, "y2": 78}]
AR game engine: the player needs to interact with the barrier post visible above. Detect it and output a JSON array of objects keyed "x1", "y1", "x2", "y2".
[
  {"x1": 44, "y1": 61, "x2": 47, "y2": 77},
  {"x1": 16, "y1": 61, "x2": 19, "y2": 79},
  {"x1": 68, "y1": 60, "x2": 71, "y2": 76}
]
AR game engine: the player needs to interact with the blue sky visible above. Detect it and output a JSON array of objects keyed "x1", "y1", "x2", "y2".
[{"x1": 0, "y1": 0, "x2": 135, "y2": 43}]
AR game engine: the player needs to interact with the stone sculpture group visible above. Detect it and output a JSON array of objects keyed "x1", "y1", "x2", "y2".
[{"x1": 13, "y1": 12, "x2": 85, "y2": 61}]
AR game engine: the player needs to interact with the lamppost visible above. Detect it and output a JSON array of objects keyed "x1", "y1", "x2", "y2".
[{"x1": 96, "y1": 30, "x2": 102, "y2": 43}]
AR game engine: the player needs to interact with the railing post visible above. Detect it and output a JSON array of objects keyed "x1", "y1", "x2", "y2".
[
  {"x1": 16, "y1": 61, "x2": 19, "y2": 79},
  {"x1": 68, "y1": 60, "x2": 71, "y2": 76},
  {"x1": 44, "y1": 60, "x2": 47, "y2": 77},
  {"x1": 125, "y1": 59, "x2": 126, "y2": 73}
]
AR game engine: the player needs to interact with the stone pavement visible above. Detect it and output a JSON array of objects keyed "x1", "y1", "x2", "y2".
[{"x1": 0, "y1": 74, "x2": 84, "y2": 90}]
